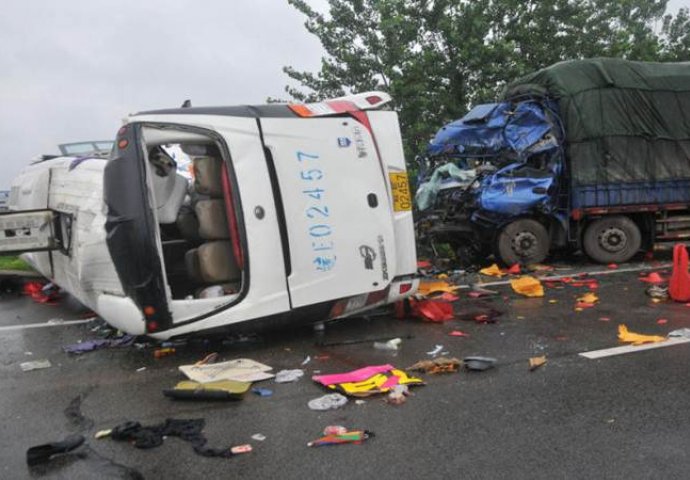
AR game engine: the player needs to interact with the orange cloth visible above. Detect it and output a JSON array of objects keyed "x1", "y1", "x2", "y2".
[
  {"x1": 510, "y1": 276, "x2": 544, "y2": 297},
  {"x1": 417, "y1": 280, "x2": 460, "y2": 297},
  {"x1": 617, "y1": 324, "x2": 665, "y2": 346},
  {"x1": 480, "y1": 264, "x2": 504, "y2": 277}
]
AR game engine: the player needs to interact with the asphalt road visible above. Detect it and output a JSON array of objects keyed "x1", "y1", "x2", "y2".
[{"x1": 2, "y1": 258, "x2": 690, "y2": 480}]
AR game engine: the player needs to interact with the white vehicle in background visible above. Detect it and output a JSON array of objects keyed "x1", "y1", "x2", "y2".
[{"x1": 1, "y1": 92, "x2": 418, "y2": 339}]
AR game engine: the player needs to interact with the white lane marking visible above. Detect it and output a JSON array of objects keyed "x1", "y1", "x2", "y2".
[
  {"x1": 457, "y1": 262, "x2": 672, "y2": 289},
  {"x1": 579, "y1": 337, "x2": 690, "y2": 359},
  {"x1": 0, "y1": 318, "x2": 94, "y2": 332}
]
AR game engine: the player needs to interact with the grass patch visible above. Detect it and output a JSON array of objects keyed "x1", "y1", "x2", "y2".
[{"x1": 0, "y1": 255, "x2": 33, "y2": 271}]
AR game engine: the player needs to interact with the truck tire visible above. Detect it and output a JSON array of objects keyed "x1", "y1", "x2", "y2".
[
  {"x1": 583, "y1": 216, "x2": 641, "y2": 264},
  {"x1": 496, "y1": 219, "x2": 549, "y2": 266}
]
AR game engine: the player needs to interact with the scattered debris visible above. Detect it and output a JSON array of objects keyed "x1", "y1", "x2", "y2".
[
  {"x1": 164, "y1": 380, "x2": 251, "y2": 401},
  {"x1": 506, "y1": 264, "x2": 521, "y2": 275},
  {"x1": 27, "y1": 434, "x2": 85, "y2": 466},
  {"x1": 94, "y1": 430, "x2": 112, "y2": 439},
  {"x1": 63, "y1": 336, "x2": 136, "y2": 354},
  {"x1": 407, "y1": 357, "x2": 461, "y2": 374},
  {"x1": 307, "y1": 429, "x2": 372, "y2": 447},
  {"x1": 510, "y1": 276, "x2": 544, "y2": 297},
  {"x1": 426, "y1": 345, "x2": 444, "y2": 356},
  {"x1": 479, "y1": 264, "x2": 504, "y2": 277},
  {"x1": 252, "y1": 387, "x2": 273, "y2": 397},
  {"x1": 373, "y1": 338, "x2": 402, "y2": 351},
  {"x1": 417, "y1": 279, "x2": 460, "y2": 297},
  {"x1": 231, "y1": 444, "x2": 252, "y2": 455},
  {"x1": 463, "y1": 356, "x2": 497, "y2": 371},
  {"x1": 607, "y1": 263, "x2": 619, "y2": 269},
  {"x1": 618, "y1": 324, "x2": 666, "y2": 345},
  {"x1": 20, "y1": 359, "x2": 52, "y2": 371},
  {"x1": 577, "y1": 292, "x2": 599, "y2": 304},
  {"x1": 251, "y1": 434, "x2": 266, "y2": 442},
  {"x1": 154, "y1": 347, "x2": 176, "y2": 359},
  {"x1": 469, "y1": 284, "x2": 499, "y2": 297},
  {"x1": 529, "y1": 356, "x2": 547, "y2": 371},
  {"x1": 448, "y1": 330, "x2": 470, "y2": 337},
  {"x1": 668, "y1": 328, "x2": 690, "y2": 338},
  {"x1": 301, "y1": 355, "x2": 312, "y2": 366},
  {"x1": 639, "y1": 272, "x2": 665, "y2": 284},
  {"x1": 437, "y1": 292, "x2": 460, "y2": 302},
  {"x1": 312, "y1": 365, "x2": 424, "y2": 397},
  {"x1": 386, "y1": 384, "x2": 410, "y2": 405},
  {"x1": 657, "y1": 318, "x2": 669, "y2": 325},
  {"x1": 317, "y1": 334, "x2": 414, "y2": 348},
  {"x1": 179, "y1": 358, "x2": 274, "y2": 383},
  {"x1": 109, "y1": 418, "x2": 238, "y2": 457},
  {"x1": 646, "y1": 285, "x2": 669, "y2": 300},
  {"x1": 136, "y1": 367, "x2": 147, "y2": 372},
  {"x1": 410, "y1": 299, "x2": 454, "y2": 322},
  {"x1": 575, "y1": 291, "x2": 599, "y2": 309},
  {"x1": 23, "y1": 281, "x2": 61, "y2": 305},
  {"x1": 195, "y1": 352, "x2": 219, "y2": 366},
  {"x1": 275, "y1": 369, "x2": 304, "y2": 383},
  {"x1": 308, "y1": 393, "x2": 348, "y2": 411},
  {"x1": 323, "y1": 425, "x2": 348, "y2": 436}
]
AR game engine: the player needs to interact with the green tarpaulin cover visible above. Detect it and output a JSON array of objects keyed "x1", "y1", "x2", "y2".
[{"x1": 503, "y1": 58, "x2": 690, "y2": 187}]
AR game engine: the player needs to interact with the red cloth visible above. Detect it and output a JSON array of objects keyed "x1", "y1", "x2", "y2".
[
  {"x1": 669, "y1": 244, "x2": 690, "y2": 302},
  {"x1": 411, "y1": 299, "x2": 454, "y2": 322}
]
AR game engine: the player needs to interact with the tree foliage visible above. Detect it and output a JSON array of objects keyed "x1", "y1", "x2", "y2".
[{"x1": 283, "y1": 0, "x2": 690, "y2": 157}]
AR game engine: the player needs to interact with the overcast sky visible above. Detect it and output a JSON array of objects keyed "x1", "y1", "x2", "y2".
[
  {"x1": 0, "y1": 0, "x2": 328, "y2": 188},
  {"x1": 0, "y1": 0, "x2": 686, "y2": 189}
]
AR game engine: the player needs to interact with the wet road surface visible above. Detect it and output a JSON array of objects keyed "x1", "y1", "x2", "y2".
[{"x1": 2, "y1": 258, "x2": 690, "y2": 479}]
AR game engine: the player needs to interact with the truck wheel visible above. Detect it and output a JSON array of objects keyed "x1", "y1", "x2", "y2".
[
  {"x1": 497, "y1": 219, "x2": 549, "y2": 265},
  {"x1": 583, "y1": 216, "x2": 641, "y2": 264}
]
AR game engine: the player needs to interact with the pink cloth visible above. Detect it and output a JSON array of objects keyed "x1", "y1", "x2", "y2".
[{"x1": 312, "y1": 364, "x2": 394, "y2": 386}]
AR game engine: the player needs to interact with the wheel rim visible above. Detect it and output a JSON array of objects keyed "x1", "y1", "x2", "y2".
[
  {"x1": 511, "y1": 231, "x2": 539, "y2": 258},
  {"x1": 598, "y1": 227, "x2": 627, "y2": 253}
]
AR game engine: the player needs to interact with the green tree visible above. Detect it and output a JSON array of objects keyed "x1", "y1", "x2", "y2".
[{"x1": 283, "y1": 0, "x2": 687, "y2": 158}]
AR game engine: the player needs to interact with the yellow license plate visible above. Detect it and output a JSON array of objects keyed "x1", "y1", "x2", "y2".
[{"x1": 389, "y1": 172, "x2": 412, "y2": 212}]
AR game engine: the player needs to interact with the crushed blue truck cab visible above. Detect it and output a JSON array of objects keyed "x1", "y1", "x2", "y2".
[{"x1": 417, "y1": 59, "x2": 690, "y2": 266}]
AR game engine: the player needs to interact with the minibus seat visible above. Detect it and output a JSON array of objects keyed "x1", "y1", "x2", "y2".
[
  {"x1": 184, "y1": 248, "x2": 203, "y2": 284},
  {"x1": 196, "y1": 241, "x2": 241, "y2": 284},
  {"x1": 176, "y1": 205, "x2": 202, "y2": 244},
  {"x1": 193, "y1": 156, "x2": 223, "y2": 197},
  {"x1": 195, "y1": 199, "x2": 229, "y2": 240}
]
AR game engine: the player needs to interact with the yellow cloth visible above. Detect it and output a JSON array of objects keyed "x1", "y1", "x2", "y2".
[
  {"x1": 328, "y1": 369, "x2": 424, "y2": 397},
  {"x1": 480, "y1": 264, "x2": 504, "y2": 277},
  {"x1": 618, "y1": 324, "x2": 666, "y2": 345},
  {"x1": 510, "y1": 276, "x2": 544, "y2": 297}
]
